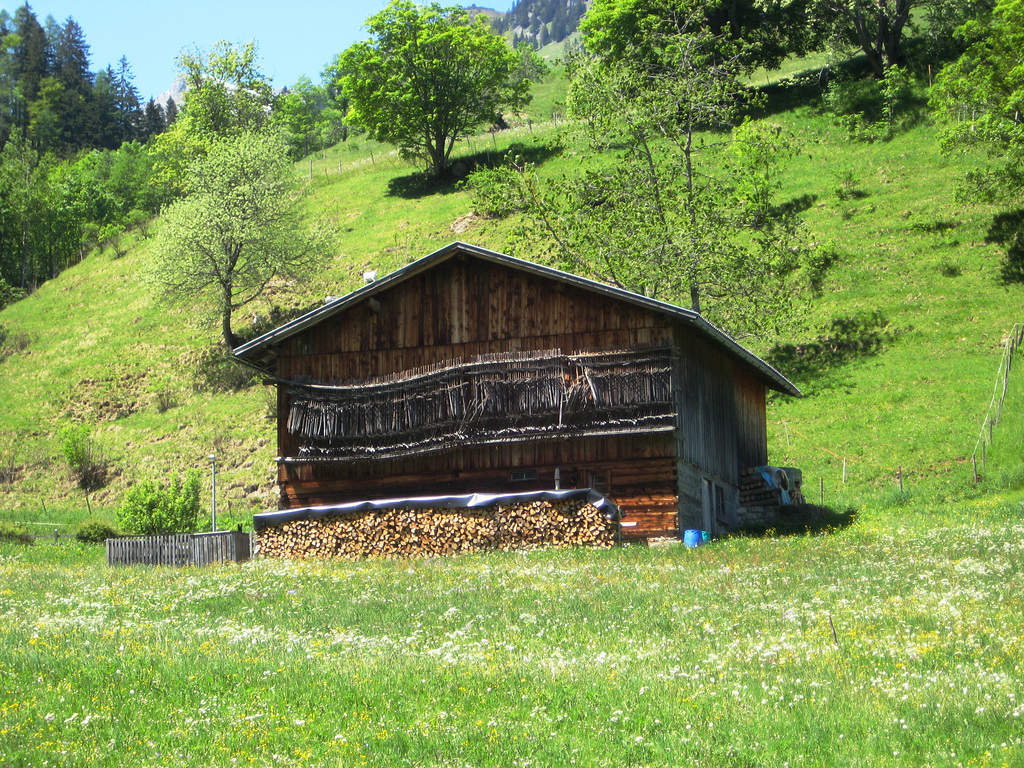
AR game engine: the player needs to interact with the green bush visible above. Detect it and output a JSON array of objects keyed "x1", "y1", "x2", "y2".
[
  {"x1": 75, "y1": 518, "x2": 119, "y2": 544},
  {"x1": 0, "y1": 521, "x2": 31, "y2": 543},
  {"x1": 58, "y1": 424, "x2": 108, "y2": 491},
  {"x1": 118, "y1": 470, "x2": 203, "y2": 535},
  {"x1": 191, "y1": 344, "x2": 258, "y2": 392},
  {"x1": 0, "y1": 277, "x2": 26, "y2": 310}
]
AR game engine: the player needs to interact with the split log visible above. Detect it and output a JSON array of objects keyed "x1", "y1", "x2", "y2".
[{"x1": 257, "y1": 499, "x2": 615, "y2": 560}]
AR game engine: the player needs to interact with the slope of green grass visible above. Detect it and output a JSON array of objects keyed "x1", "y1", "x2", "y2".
[{"x1": 1, "y1": 73, "x2": 1023, "y2": 532}]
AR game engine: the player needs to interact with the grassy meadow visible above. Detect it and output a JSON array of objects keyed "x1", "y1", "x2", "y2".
[
  {"x1": 3, "y1": 54, "x2": 1024, "y2": 766},
  {"x1": 3, "y1": 494, "x2": 1023, "y2": 767}
]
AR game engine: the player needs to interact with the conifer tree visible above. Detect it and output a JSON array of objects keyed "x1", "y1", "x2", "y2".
[
  {"x1": 113, "y1": 55, "x2": 142, "y2": 144},
  {"x1": 12, "y1": 5, "x2": 48, "y2": 106},
  {"x1": 50, "y1": 17, "x2": 95, "y2": 151},
  {"x1": 141, "y1": 98, "x2": 165, "y2": 142}
]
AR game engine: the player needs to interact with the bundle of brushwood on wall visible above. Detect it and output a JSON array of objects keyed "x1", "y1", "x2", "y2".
[
  {"x1": 284, "y1": 347, "x2": 675, "y2": 460},
  {"x1": 257, "y1": 498, "x2": 615, "y2": 560}
]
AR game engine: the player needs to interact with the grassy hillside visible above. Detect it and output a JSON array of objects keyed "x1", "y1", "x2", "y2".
[{"x1": 1, "y1": 67, "x2": 1023, "y2": 532}]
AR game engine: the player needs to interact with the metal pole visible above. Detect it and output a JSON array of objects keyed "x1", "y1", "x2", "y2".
[{"x1": 209, "y1": 454, "x2": 217, "y2": 532}]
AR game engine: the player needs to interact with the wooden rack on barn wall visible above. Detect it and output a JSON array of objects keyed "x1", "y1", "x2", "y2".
[{"x1": 284, "y1": 347, "x2": 675, "y2": 460}]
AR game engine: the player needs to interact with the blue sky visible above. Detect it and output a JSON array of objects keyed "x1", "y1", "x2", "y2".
[{"x1": 2, "y1": 1, "x2": 514, "y2": 101}]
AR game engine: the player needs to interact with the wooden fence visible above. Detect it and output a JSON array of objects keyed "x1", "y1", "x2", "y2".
[{"x1": 106, "y1": 531, "x2": 251, "y2": 567}]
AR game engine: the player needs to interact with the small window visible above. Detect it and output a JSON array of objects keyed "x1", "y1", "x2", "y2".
[
  {"x1": 510, "y1": 469, "x2": 538, "y2": 482},
  {"x1": 588, "y1": 471, "x2": 610, "y2": 495}
]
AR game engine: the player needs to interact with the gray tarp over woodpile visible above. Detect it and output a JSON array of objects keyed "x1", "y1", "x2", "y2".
[
  {"x1": 252, "y1": 488, "x2": 619, "y2": 531},
  {"x1": 285, "y1": 347, "x2": 675, "y2": 460}
]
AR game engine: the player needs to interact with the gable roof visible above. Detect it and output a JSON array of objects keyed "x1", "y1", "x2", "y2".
[{"x1": 233, "y1": 241, "x2": 801, "y2": 397}]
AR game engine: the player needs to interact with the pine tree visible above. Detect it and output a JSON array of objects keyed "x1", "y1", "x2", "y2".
[
  {"x1": 12, "y1": 5, "x2": 48, "y2": 106},
  {"x1": 91, "y1": 66, "x2": 119, "y2": 149},
  {"x1": 50, "y1": 16, "x2": 94, "y2": 151},
  {"x1": 141, "y1": 98, "x2": 165, "y2": 142},
  {"x1": 113, "y1": 55, "x2": 142, "y2": 144},
  {"x1": 163, "y1": 96, "x2": 178, "y2": 127}
]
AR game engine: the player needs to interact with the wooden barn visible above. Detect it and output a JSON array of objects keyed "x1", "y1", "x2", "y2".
[{"x1": 234, "y1": 242, "x2": 800, "y2": 541}]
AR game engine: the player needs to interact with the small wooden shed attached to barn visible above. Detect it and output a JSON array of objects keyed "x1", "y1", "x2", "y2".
[{"x1": 234, "y1": 242, "x2": 800, "y2": 541}]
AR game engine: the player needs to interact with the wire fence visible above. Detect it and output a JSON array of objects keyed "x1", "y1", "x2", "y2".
[
  {"x1": 304, "y1": 115, "x2": 568, "y2": 181},
  {"x1": 773, "y1": 324, "x2": 1024, "y2": 496},
  {"x1": 971, "y1": 323, "x2": 1024, "y2": 482}
]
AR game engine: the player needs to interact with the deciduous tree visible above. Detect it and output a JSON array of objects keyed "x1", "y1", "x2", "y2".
[
  {"x1": 581, "y1": 0, "x2": 821, "y2": 73},
  {"x1": 150, "y1": 41, "x2": 275, "y2": 191},
  {"x1": 149, "y1": 130, "x2": 327, "y2": 348},
  {"x1": 331, "y1": 0, "x2": 530, "y2": 179},
  {"x1": 931, "y1": 0, "x2": 1024, "y2": 279},
  {"x1": 931, "y1": 0, "x2": 1024, "y2": 206},
  {"x1": 470, "y1": 25, "x2": 810, "y2": 338}
]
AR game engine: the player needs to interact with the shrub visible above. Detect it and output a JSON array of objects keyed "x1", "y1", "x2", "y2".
[
  {"x1": 192, "y1": 345, "x2": 257, "y2": 392},
  {"x1": 806, "y1": 242, "x2": 841, "y2": 295},
  {"x1": 0, "y1": 447, "x2": 18, "y2": 485},
  {"x1": 0, "y1": 324, "x2": 31, "y2": 364},
  {"x1": 75, "y1": 518, "x2": 119, "y2": 544},
  {"x1": 831, "y1": 168, "x2": 860, "y2": 201},
  {"x1": 58, "y1": 424, "x2": 108, "y2": 491},
  {"x1": 0, "y1": 521, "x2": 31, "y2": 543},
  {"x1": 153, "y1": 387, "x2": 179, "y2": 413},
  {"x1": 118, "y1": 470, "x2": 203, "y2": 535},
  {"x1": 0, "y1": 278, "x2": 27, "y2": 310},
  {"x1": 939, "y1": 260, "x2": 962, "y2": 278}
]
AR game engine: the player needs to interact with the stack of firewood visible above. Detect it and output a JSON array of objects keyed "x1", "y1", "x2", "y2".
[
  {"x1": 257, "y1": 498, "x2": 615, "y2": 560},
  {"x1": 739, "y1": 466, "x2": 803, "y2": 508}
]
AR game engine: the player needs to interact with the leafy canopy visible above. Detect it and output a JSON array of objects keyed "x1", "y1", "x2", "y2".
[
  {"x1": 150, "y1": 41, "x2": 275, "y2": 192},
  {"x1": 331, "y1": 0, "x2": 530, "y2": 179},
  {"x1": 931, "y1": 0, "x2": 1024, "y2": 206},
  {"x1": 470, "y1": 25, "x2": 810, "y2": 339},
  {"x1": 148, "y1": 129, "x2": 328, "y2": 348},
  {"x1": 581, "y1": 0, "x2": 821, "y2": 72}
]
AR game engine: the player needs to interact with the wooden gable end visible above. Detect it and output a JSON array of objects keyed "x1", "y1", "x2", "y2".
[{"x1": 278, "y1": 256, "x2": 675, "y2": 383}]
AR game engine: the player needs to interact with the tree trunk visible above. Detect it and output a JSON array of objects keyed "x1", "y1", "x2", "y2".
[
  {"x1": 222, "y1": 285, "x2": 238, "y2": 349},
  {"x1": 850, "y1": 0, "x2": 914, "y2": 78}
]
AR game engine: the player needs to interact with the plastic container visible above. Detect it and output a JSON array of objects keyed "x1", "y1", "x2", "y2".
[
  {"x1": 701, "y1": 530, "x2": 711, "y2": 545},
  {"x1": 683, "y1": 529, "x2": 702, "y2": 548}
]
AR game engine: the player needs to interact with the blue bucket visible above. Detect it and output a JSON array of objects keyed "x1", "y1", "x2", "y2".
[{"x1": 683, "y1": 529, "x2": 702, "y2": 548}]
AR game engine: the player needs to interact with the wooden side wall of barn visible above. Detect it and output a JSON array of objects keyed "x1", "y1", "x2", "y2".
[
  {"x1": 271, "y1": 256, "x2": 770, "y2": 539},
  {"x1": 672, "y1": 328, "x2": 769, "y2": 532}
]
